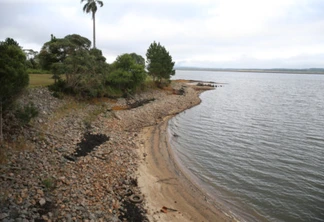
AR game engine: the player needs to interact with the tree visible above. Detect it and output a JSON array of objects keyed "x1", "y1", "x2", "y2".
[
  {"x1": 129, "y1": 53, "x2": 145, "y2": 66},
  {"x1": 107, "y1": 54, "x2": 146, "y2": 94},
  {"x1": 146, "y1": 41, "x2": 175, "y2": 84},
  {"x1": 0, "y1": 38, "x2": 29, "y2": 142},
  {"x1": 24, "y1": 49, "x2": 39, "y2": 69},
  {"x1": 39, "y1": 34, "x2": 92, "y2": 80},
  {"x1": 39, "y1": 34, "x2": 110, "y2": 97},
  {"x1": 81, "y1": 0, "x2": 104, "y2": 49}
]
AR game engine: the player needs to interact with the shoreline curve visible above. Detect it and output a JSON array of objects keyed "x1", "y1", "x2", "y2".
[{"x1": 137, "y1": 82, "x2": 239, "y2": 222}]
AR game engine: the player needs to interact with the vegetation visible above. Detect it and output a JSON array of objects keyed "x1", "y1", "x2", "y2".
[
  {"x1": 29, "y1": 74, "x2": 55, "y2": 88},
  {"x1": 27, "y1": 69, "x2": 51, "y2": 74},
  {"x1": 38, "y1": 33, "x2": 150, "y2": 98},
  {"x1": 0, "y1": 38, "x2": 29, "y2": 142},
  {"x1": 81, "y1": 0, "x2": 104, "y2": 49},
  {"x1": 0, "y1": 0, "x2": 177, "y2": 151},
  {"x1": 0, "y1": 38, "x2": 29, "y2": 110},
  {"x1": 1, "y1": 36, "x2": 175, "y2": 105},
  {"x1": 39, "y1": 34, "x2": 110, "y2": 98},
  {"x1": 24, "y1": 49, "x2": 40, "y2": 70},
  {"x1": 42, "y1": 177, "x2": 56, "y2": 190},
  {"x1": 14, "y1": 102, "x2": 39, "y2": 126},
  {"x1": 1, "y1": 32, "x2": 175, "y2": 143},
  {"x1": 107, "y1": 53, "x2": 147, "y2": 96},
  {"x1": 146, "y1": 41, "x2": 175, "y2": 85}
]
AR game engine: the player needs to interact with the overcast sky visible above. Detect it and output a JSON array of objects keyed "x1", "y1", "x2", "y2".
[{"x1": 1, "y1": 0, "x2": 324, "y2": 68}]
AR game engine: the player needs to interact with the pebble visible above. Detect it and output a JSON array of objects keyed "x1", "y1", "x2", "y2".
[
  {"x1": 0, "y1": 83, "x2": 201, "y2": 221},
  {"x1": 0, "y1": 213, "x2": 9, "y2": 220},
  {"x1": 39, "y1": 198, "x2": 46, "y2": 206}
]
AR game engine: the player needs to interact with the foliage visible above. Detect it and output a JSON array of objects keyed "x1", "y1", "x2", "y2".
[
  {"x1": 27, "y1": 69, "x2": 51, "y2": 74},
  {"x1": 14, "y1": 102, "x2": 39, "y2": 126},
  {"x1": 39, "y1": 34, "x2": 91, "y2": 71},
  {"x1": 81, "y1": 0, "x2": 104, "y2": 19},
  {"x1": 146, "y1": 41, "x2": 175, "y2": 85},
  {"x1": 107, "y1": 53, "x2": 147, "y2": 95},
  {"x1": 42, "y1": 177, "x2": 55, "y2": 190},
  {"x1": 81, "y1": 0, "x2": 104, "y2": 48},
  {"x1": 24, "y1": 49, "x2": 40, "y2": 70},
  {"x1": 39, "y1": 34, "x2": 110, "y2": 98},
  {"x1": 129, "y1": 53, "x2": 145, "y2": 66},
  {"x1": 3, "y1": 38, "x2": 20, "y2": 47},
  {"x1": 0, "y1": 38, "x2": 29, "y2": 111}
]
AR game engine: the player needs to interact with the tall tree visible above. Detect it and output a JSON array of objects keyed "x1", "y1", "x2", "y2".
[
  {"x1": 146, "y1": 41, "x2": 175, "y2": 84},
  {"x1": 81, "y1": 0, "x2": 104, "y2": 49},
  {"x1": 0, "y1": 38, "x2": 29, "y2": 142}
]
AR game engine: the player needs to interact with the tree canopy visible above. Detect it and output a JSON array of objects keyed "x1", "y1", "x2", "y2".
[
  {"x1": 39, "y1": 34, "x2": 109, "y2": 97},
  {"x1": 129, "y1": 53, "x2": 145, "y2": 66},
  {"x1": 107, "y1": 53, "x2": 147, "y2": 94},
  {"x1": 39, "y1": 34, "x2": 92, "y2": 71},
  {"x1": 146, "y1": 41, "x2": 175, "y2": 84},
  {"x1": 81, "y1": 0, "x2": 104, "y2": 48}
]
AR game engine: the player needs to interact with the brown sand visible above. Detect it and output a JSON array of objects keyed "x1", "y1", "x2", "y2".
[{"x1": 137, "y1": 86, "x2": 238, "y2": 221}]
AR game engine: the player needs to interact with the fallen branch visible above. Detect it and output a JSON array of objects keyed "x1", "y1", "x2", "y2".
[{"x1": 161, "y1": 206, "x2": 178, "y2": 213}]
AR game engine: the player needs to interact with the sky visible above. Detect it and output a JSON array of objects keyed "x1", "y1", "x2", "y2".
[{"x1": 1, "y1": 0, "x2": 324, "y2": 69}]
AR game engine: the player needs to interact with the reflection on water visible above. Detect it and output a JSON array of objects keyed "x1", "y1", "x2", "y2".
[{"x1": 169, "y1": 71, "x2": 324, "y2": 222}]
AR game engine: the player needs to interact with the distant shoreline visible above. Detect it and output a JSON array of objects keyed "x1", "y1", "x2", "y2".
[{"x1": 175, "y1": 67, "x2": 324, "y2": 75}]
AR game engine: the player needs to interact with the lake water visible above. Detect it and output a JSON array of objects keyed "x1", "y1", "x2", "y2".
[{"x1": 169, "y1": 70, "x2": 324, "y2": 222}]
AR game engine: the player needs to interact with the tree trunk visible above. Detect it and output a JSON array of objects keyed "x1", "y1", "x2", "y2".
[{"x1": 93, "y1": 12, "x2": 96, "y2": 49}]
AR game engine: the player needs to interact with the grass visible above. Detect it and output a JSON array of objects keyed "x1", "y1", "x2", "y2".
[
  {"x1": 0, "y1": 143, "x2": 7, "y2": 164},
  {"x1": 49, "y1": 99, "x2": 85, "y2": 122},
  {"x1": 42, "y1": 177, "x2": 55, "y2": 190},
  {"x1": 83, "y1": 103, "x2": 108, "y2": 126},
  {"x1": 29, "y1": 74, "x2": 54, "y2": 88},
  {"x1": 0, "y1": 137, "x2": 33, "y2": 164},
  {"x1": 27, "y1": 69, "x2": 51, "y2": 74}
]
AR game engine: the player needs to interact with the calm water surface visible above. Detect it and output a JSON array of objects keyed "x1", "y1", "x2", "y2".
[{"x1": 169, "y1": 71, "x2": 324, "y2": 222}]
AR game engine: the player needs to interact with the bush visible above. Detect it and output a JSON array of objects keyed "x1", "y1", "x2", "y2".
[
  {"x1": 107, "y1": 54, "x2": 147, "y2": 94},
  {"x1": 27, "y1": 69, "x2": 51, "y2": 74},
  {"x1": 14, "y1": 102, "x2": 39, "y2": 125},
  {"x1": 0, "y1": 38, "x2": 29, "y2": 111}
]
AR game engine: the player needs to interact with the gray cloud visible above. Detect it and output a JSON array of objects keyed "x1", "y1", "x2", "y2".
[{"x1": 1, "y1": 0, "x2": 324, "y2": 68}]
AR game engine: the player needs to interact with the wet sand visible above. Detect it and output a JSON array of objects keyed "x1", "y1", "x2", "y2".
[{"x1": 137, "y1": 85, "x2": 238, "y2": 222}]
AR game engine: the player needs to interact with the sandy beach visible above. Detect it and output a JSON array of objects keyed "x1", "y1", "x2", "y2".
[{"x1": 136, "y1": 82, "x2": 237, "y2": 222}]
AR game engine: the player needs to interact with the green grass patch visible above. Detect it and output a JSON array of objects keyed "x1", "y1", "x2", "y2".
[
  {"x1": 29, "y1": 74, "x2": 54, "y2": 88},
  {"x1": 27, "y1": 69, "x2": 51, "y2": 74}
]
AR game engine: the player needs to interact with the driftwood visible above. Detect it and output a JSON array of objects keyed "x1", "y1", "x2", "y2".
[{"x1": 127, "y1": 98, "x2": 155, "y2": 109}]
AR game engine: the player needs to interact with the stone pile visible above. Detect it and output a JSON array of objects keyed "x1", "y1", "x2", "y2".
[{"x1": 0, "y1": 82, "x2": 208, "y2": 221}]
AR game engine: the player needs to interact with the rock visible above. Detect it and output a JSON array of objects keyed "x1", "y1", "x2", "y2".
[
  {"x1": 0, "y1": 213, "x2": 9, "y2": 220},
  {"x1": 0, "y1": 83, "x2": 198, "y2": 221},
  {"x1": 36, "y1": 189, "x2": 44, "y2": 196},
  {"x1": 39, "y1": 198, "x2": 46, "y2": 206}
]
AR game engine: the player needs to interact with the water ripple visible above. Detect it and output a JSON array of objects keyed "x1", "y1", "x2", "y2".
[{"x1": 170, "y1": 71, "x2": 324, "y2": 222}]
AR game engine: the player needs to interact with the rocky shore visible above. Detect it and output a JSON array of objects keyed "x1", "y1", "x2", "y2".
[{"x1": 0, "y1": 81, "x2": 214, "y2": 222}]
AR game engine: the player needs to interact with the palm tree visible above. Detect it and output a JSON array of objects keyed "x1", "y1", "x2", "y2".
[{"x1": 81, "y1": 0, "x2": 104, "y2": 49}]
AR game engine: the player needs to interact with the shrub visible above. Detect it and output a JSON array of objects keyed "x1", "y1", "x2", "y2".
[
  {"x1": 14, "y1": 102, "x2": 39, "y2": 125},
  {"x1": 27, "y1": 69, "x2": 51, "y2": 74},
  {"x1": 0, "y1": 38, "x2": 29, "y2": 111}
]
